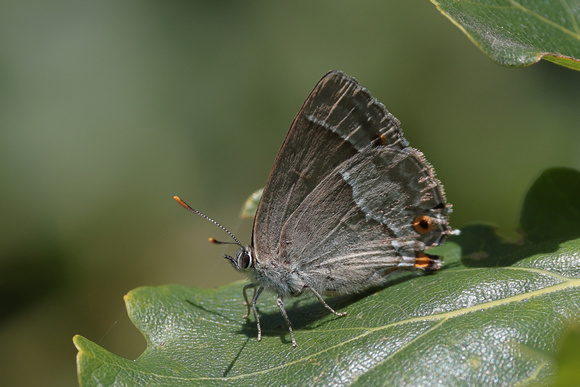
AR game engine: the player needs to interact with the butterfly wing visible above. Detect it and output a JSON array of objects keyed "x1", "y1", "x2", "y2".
[
  {"x1": 252, "y1": 71, "x2": 407, "y2": 258},
  {"x1": 251, "y1": 71, "x2": 455, "y2": 296},
  {"x1": 275, "y1": 145, "x2": 453, "y2": 294}
]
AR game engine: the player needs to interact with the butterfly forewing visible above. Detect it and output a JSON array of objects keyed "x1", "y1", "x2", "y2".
[{"x1": 252, "y1": 71, "x2": 409, "y2": 259}]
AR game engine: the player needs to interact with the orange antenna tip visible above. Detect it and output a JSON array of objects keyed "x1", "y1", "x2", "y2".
[{"x1": 173, "y1": 196, "x2": 189, "y2": 209}]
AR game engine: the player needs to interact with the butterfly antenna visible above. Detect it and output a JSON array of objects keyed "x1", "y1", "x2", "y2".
[{"x1": 173, "y1": 196, "x2": 243, "y2": 247}]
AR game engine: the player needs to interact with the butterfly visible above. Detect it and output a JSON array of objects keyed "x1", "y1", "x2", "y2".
[{"x1": 175, "y1": 70, "x2": 458, "y2": 347}]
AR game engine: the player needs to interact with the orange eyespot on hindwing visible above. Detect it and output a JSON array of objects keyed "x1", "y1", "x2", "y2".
[
  {"x1": 413, "y1": 253, "x2": 442, "y2": 271},
  {"x1": 413, "y1": 215, "x2": 436, "y2": 234},
  {"x1": 413, "y1": 253, "x2": 431, "y2": 269}
]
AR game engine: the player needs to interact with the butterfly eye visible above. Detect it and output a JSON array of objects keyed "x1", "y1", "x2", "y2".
[
  {"x1": 235, "y1": 247, "x2": 254, "y2": 270},
  {"x1": 412, "y1": 215, "x2": 436, "y2": 234}
]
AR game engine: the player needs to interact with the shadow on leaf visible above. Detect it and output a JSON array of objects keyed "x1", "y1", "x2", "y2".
[
  {"x1": 457, "y1": 167, "x2": 580, "y2": 268},
  {"x1": 228, "y1": 270, "x2": 425, "y2": 345}
]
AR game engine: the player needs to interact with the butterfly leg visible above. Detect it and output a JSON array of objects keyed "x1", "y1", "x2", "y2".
[
  {"x1": 306, "y1": 286, "x2": 347, "y2": 317},
  {"x1": 249, "y1": 286, "x2": 264, "y2": 341},
  {"x1": 276, "y1": 295, "x2": 297, "y2": 348},
  {"x1": 242, "y1": 284, "x2": 256, "y2": 318}
]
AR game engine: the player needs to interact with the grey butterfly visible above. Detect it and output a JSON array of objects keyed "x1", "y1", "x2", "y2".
[{"x1": 175, "y1": 70, "x2": 458, "y2": 347}]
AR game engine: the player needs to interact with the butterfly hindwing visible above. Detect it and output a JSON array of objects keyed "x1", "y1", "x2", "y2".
[{"x1": 273, "y1": 143, "x2": 450, "y2": 294}]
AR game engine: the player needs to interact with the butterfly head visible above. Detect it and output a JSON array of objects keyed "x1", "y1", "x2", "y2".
[{"x1": 226, "y1": 246, "x2": 255, "y2": 272}]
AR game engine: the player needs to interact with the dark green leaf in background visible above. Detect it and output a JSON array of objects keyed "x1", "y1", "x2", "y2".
[
  {"x1": 432, "y1": 0, "x2": 580, "y2": 70},
  {"x1": 554, "y1": 323, "x2": 580, "y2": 386},
  {"x1": 521, "y1": 168, "x2": 580, "y2": 243},
  {"x1": 74, "y1": 168, "x2": 580, "y2": 385}
]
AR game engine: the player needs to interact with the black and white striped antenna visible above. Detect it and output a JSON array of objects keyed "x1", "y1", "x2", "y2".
[{"x1": 173, "y1": 196, "x2": 243, "y2": 247}]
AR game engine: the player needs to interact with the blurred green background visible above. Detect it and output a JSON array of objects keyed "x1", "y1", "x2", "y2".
[{"x1": 1, "y1": 1, "x2": 578, "y2": 385}]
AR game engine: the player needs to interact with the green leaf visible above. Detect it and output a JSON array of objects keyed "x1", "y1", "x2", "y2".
[
  {"x1": 520, "y1": 167, "x2": 580, "y2": 243},
  {"x1": 554, "y1": 323, "x2": 580, "y2": 386},
  {"x1": 431, "y1": 0, "x2": 580, "y2": 70},
  {"x1": 75, "y1": 168, "x2": 580, "y2": 385}
]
